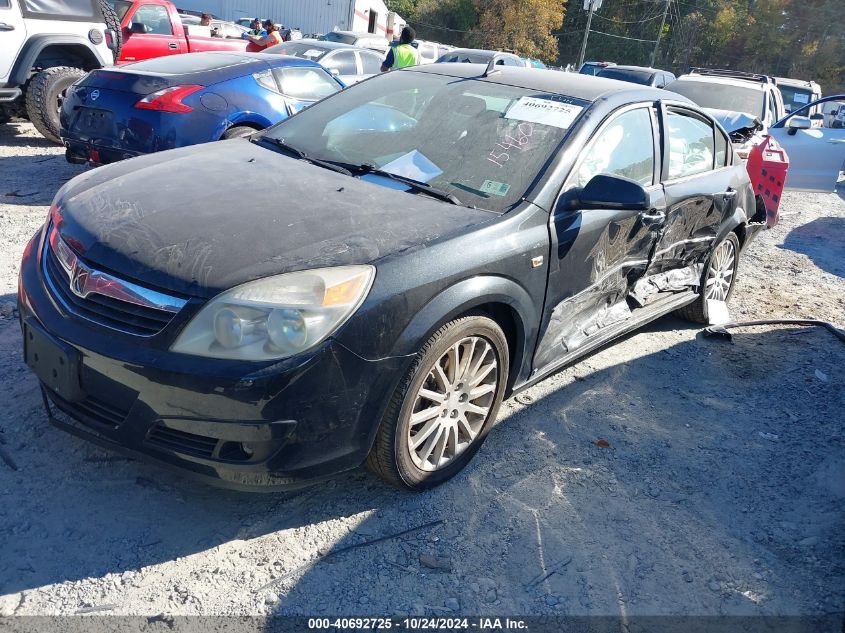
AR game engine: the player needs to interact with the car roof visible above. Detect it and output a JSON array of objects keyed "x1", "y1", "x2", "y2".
[
  {"x1": 266, "y1": 39, "x2": 378, "y2": 54},
  {"x1": 674, "y1": 74, "x2": 768, "y2": 91},
  {"x1": 775, "y1": 77, "x2": 820, "y2": 90},
  {"x1": 444, "y1": 48, "x2": 516, "y2": 57},
  {"x1": 406, "y1": 63, "x2": 691, "y2": 105},
  {"x1": 608, "y1": 65, "x2": 663, "y2": 73}
]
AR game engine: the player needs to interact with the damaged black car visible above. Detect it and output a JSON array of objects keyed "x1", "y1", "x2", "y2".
[{"x1": 18, "y1": 65, "x2": 765, "y2": 491}]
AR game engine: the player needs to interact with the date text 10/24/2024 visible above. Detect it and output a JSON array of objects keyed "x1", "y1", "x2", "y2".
[{"x1": 307, "y1": 617, "x2": 529, "y2": 630}]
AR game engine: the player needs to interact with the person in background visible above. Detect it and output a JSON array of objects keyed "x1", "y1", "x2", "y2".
[
  {"x1": 242, "y1": 18, "x2": 266, "y2": 39},
  {"x1": 247, "y1": 19, "x2": 283, "y2": 48},
  {"x1": 199, "y1": 12, "x2": 211, "y2": 26},
  {"x1": 381, "y1": 26, "x2": 420, "y2": 72}
]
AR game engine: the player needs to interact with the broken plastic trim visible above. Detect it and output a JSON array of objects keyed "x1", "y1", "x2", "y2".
[{"x1": 703, "y1": 319, "x2": 845, "y2": 343}]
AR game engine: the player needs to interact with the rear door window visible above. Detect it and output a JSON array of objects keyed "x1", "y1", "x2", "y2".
[
  {"x1": 328, "y1": 50, "x2": 357, "y2": 75},
  {"x1": 359, "y1": 51, "x2": 382, "y2": 75},
  {"x1": 273, "y1": 66, "x2": 341, "y2": 100},
  {"x1": 571, "y1": 107, "x2": 656, "y2": 187},
  {"x1": 666, "y1": 109, "x2": 715, "y2": 180},
  {"x1": 131, "y1": 4, "x2": 173, "y2": 35}
]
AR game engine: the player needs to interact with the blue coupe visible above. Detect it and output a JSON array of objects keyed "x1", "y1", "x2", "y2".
[{"x1": 60, "y1": 52, "x2": 344, "y2": 165}]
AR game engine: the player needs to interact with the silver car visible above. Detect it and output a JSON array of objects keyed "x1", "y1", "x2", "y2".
[{"x1": 264, "y1": 39, "x2": 384, "y2": 86}]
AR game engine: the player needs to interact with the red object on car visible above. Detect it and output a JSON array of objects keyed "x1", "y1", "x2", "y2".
[{"x1": 745, "y1": 135, "x2": 789, "y2": 228}]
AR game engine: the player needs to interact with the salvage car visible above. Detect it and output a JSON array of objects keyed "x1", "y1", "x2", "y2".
[
  {"x1": 264, "y1": 40, "x2": 383, "y2": 85},
  {"x1": 436, "y1": 48, "x2": 527, "y2": 67},
  {"x1": 60, "y1": 51, "x2": 343, "y2": 165},
  {"x1": 768, "y1": 95, "x2": 845, "y2": 192},
  {"x1": 20, "y1": 65, "x2": 764, "y2": 491}
]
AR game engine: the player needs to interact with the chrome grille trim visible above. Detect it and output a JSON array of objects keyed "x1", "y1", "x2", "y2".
[{"x1": 42, "y1": 224, "x2": 188, "y2": 336}]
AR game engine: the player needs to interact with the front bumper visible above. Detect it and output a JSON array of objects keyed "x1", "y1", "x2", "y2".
[{"x1": 18, "y1": 230, "x2": 407, "y2": 490}]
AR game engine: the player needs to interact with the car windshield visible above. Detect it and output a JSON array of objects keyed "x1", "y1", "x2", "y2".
[
  {"x1": 261, "y1": 71, "x2": 588, "y2": 213},
  {"x1": 579, "y1": 64, "x2": 606, "y2": 76},
  {"x1": 324, "y1": 32, "x2": 356, "y2": 45},
  {"x1": 596, "y1": 68, "x2": 653, "y2": 85},
  {"x1": 779, "y1": 85, "x2": 814, "y2": 113},
  {"x1": 666, "y1": 79, "x2": 764, "y2": 117},
  {"x1": 265, "y1": 42, "x2": 329, "y2": 61}
]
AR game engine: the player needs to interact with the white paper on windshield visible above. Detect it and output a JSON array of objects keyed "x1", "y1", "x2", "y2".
[
  {"x1": 303, "y1": 49, "x2": 323, "y2": 58},
  {"x1": 793, "y1": 93, "x2": 809, "y2": 104},
  {"x1": 505, "y1": 97, "x2": 583, "y2": 129},
  {"x1": 379, "y1": 150, "x2": 442, "y2": 183}
]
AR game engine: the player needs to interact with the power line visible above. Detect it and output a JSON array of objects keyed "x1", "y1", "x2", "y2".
[
  {"x1": 593, "y1": 11, "x2": 664, "y2": 24},
  {"x1": 589, "y1": 29, "x2": 658, "y2": 43}
]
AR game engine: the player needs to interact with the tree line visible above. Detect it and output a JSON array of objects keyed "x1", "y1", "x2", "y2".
[{"x1": 385, "y1": 0, "x2": 843, "y2": 92}]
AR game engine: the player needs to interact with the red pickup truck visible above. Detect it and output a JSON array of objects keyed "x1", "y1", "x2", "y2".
[{"x1": 110, "y1": 0, "x2": 262, "y2": 63}]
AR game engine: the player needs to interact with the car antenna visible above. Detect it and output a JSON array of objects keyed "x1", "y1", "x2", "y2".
[{"x1": 481, "y1": 57, "x2": 500, "y2": 78}]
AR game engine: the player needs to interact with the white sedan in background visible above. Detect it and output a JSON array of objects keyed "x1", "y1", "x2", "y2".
[{"x1": 769, "y1": 95, "x2": 845, "y2": 192}]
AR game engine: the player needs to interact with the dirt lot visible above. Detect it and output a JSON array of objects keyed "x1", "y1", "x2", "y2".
[{"x1": 0, "y1": 121, "x2": 843, "y2": 618}]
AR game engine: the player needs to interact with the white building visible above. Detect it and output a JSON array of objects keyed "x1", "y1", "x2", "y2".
[{"x1": 177, "y1": 0, "x2": 403, "y2": 38}]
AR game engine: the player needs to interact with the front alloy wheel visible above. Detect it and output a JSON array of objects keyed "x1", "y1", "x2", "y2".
[
  {"x1": 407, "y1": 336, "x2": 498, "y2": 472},
  {"x1": 367, "y1": 315, "x2": 509, "y2": 490}
]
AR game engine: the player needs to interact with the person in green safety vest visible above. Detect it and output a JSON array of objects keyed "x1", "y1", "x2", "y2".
[{"x1": 381, "y1": 26, "x2": 420, "y2": 72}]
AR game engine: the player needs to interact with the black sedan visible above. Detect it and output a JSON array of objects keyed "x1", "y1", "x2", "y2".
[{"x1": 19, "y1": 65, "x2": 764, "y2": 491}]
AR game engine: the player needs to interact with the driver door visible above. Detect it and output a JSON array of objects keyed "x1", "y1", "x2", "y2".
[
  {"x1": 533, "y1": 104, "x2": 664, "y2": 372},
  {"x1": 769, "y1": 96, "x2": 845, "y2": 192}
]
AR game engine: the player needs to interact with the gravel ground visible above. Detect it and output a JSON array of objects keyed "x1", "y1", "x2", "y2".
[{"x1": 0, "y1": 121, "x2": 843, "y2": 618}]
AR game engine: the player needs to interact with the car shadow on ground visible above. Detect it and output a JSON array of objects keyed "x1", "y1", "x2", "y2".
[
  {"x1": 0, "y1": 122, "x2": 59, "y2": 150},
  {"x1": 779, "y1": 216, "x2": 845, "y2": 279},
  {"x1": 2, "y1": 314, "x2": 843, "y2": 616}
]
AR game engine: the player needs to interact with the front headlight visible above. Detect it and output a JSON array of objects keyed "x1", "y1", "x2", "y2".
[{"x1": 171, "y1": 266, "x2": 375, "y2": 361}]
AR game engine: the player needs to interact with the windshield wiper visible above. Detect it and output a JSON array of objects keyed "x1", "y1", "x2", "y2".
[
  {"x1": 258, "y1": 137, "x2": 353, "y2": 177},
  {"x1": 355, "y1": 164, "x2": 462, "y2": 206}
]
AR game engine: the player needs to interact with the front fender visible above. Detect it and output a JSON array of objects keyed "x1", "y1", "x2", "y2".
[
  {"x1": 388, "y1": 275, "x2": 539, "y2": 389},
  {"x1": 11, "y1": 36, "x2": 109, "y2": 86}
]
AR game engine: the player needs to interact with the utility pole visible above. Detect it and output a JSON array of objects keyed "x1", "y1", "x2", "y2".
[
  {"x1": 577, "y1": 0, "x2": 597, "y2": 69},
  {"x1": 650, "y1": 0, "x2": 671, "y2": 67}
]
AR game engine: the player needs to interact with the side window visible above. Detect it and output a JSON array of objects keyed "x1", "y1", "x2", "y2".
[
  {"x1": 767, "y1": 91, "x2": 777, "y2": 124},
  {"x1": 715, "y1": 127, "x2": 728, "y2": 167},
  {"x1": 666, "y1": 110, "x2": 715, "y2": 179},
  {"x1": 502, "y1": 56, "x2": 522, "y2": 67},
  {"x1": 654, "y1": 74, "x2": 665, "y2": 89},
  {"x1": 359, "y1": 51, "x2": 382, "y2": 75},
  {"x1": 273, "y1": 67, "x2": 341, "y2": 100},
  {"x1": 326, "y1": 51, "x2": 357, "y2": 75},
  {"x1": 572, "y1": 107, "x2": 655, "y2": 188},
  {"x1": 0, "y1": 0, "x2": 10, "y2": 8},
  {"x1": 131, "y1": 4, "x2": 173, "y2": 35}
]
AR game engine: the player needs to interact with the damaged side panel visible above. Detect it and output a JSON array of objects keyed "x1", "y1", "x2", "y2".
[{"x1": 533, "y1": 191, "x2": 662, "y2": 370}]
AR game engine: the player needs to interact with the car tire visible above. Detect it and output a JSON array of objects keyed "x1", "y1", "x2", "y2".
[
  {"x1": 25, "y1": 66, "x2": 86, "y2": 144},
  {"x1": 222, "y1": 125, "x2": 257, "y2": 139},
  {"x1": 676, "y1": 232, "x2": 741, "y2": 324},
  {"x1": 98, "y1": 0, "x2": 123, "y2": 63},
  {"x1": 366, "y1": 315, "x2": 509, "y2": 490}
]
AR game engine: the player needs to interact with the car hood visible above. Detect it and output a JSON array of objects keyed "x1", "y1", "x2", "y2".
[
  {"x1": 54, "y1": 140, "x2": 496, "y2": 298},
  {"x1": 705, "y1": 108, "x2": 762, "y2": 133}
]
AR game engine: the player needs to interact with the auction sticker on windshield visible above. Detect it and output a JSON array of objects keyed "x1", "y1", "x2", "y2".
[
  {"x1": 505, "y1": 97, "x2": 584, "y2": 129},
  {"x1": 480, "y1": 180, "x2": 511, "y2": 196}
]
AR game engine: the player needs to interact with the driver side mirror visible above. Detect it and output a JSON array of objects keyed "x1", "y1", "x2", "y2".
[
  {"x1": 328, "y1": 67, "x2": 340, "y2": 77},
  {"x1": 565, "y1": 174, "x2": 649, "y2": 212},
  {"x1": 787, "y1": 115, "x2": 811, "y2": 135},
  {"x1": 129, "y1": 22, "x2": 151, "y2": 34}
]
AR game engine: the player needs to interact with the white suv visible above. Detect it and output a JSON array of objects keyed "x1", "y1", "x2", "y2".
[
  {"x1": 0, "y1": 0, "x2": 120, "y2": 142},
  {"x1": 665, "y1": 68, "x2": 786, "y2": 158}
]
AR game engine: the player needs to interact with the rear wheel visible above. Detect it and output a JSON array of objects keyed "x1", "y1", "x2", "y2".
[
  {"x1": 222, "y1": 125, "x2": 257, "y2": 139},
  {"x1": 366, "y1": 315, "x2": 509, "y2": 490},
  {"x1": 676, "y1": 232, "x2": 740, "y2": 323},
  {"x1": 25, "y1": 66, "x2": 86, "y2": 143}
]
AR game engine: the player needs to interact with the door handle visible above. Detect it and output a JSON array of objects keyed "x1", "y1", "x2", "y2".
[
  {"x1": 0, "y1": 22, "x2": 15, "y2": 31},
  {"x1": 640, "y1": 209, "x2": 665, "y2": 226},
  {"x1": 168, "y1": 42, "x2": 178, "y2": 49}
]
